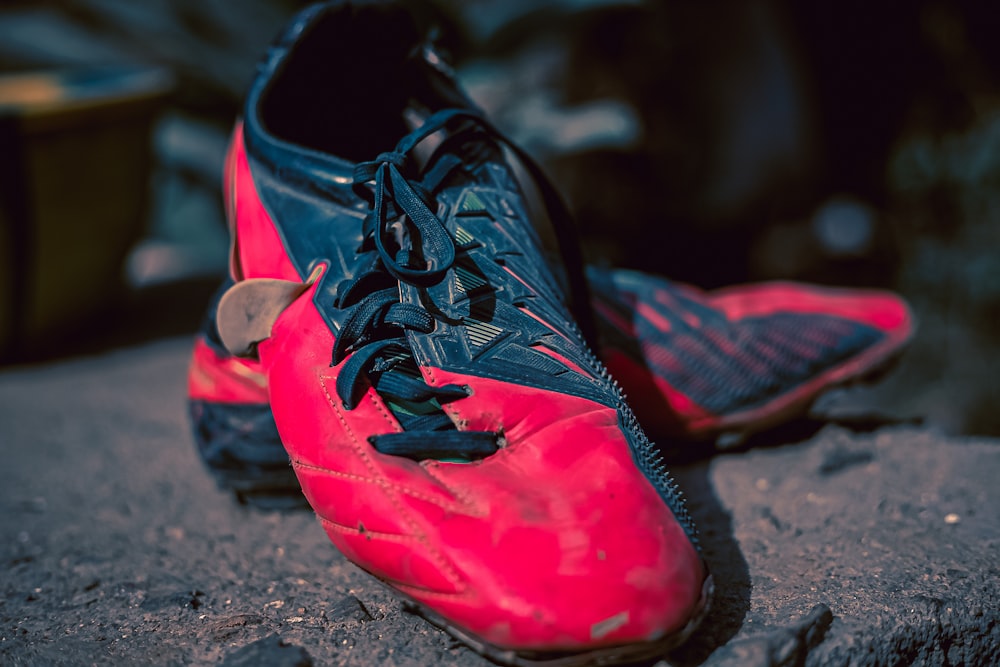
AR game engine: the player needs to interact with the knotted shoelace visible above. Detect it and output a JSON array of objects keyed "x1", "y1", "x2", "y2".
[{"x1": 331, "y1": 108, "x2": 568, "y2": 461}]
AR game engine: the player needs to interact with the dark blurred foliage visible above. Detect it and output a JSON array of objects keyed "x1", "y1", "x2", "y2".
[{"x1": 2, "y1": 0, "x2": 999, "y2": 433}]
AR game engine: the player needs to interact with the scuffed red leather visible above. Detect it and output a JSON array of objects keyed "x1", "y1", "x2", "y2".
[{"x1": 257, "y1": 283, "x2": 705, "y2": 651}]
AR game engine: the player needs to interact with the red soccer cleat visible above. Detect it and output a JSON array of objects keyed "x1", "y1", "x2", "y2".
[{"x1": 190, "y1": 2, "x2": 710, "y2": 664}]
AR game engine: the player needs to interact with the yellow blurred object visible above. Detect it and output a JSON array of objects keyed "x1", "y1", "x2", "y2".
[
  {"x1": 0, "y1": 67, "x2": 172, "y2": 359},
  {"x1": 0, "y1": 76, "x2": 66, "y2": 107}
]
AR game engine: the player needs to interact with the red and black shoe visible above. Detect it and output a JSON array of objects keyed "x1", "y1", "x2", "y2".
[
  {"x1": 588, "y1": 267, "x2": 914, "y2": 441},
  {"x1": 191, "y1": 2, "x2": 709, "y2": 664}
]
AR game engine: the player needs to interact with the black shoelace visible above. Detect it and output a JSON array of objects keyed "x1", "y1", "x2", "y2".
[
  {"x1": 331, "y1": 109, "x2": 520, "y2": 461},
  {"x1": 331, "y1": 107, "x2": 596, "y2": 461}
]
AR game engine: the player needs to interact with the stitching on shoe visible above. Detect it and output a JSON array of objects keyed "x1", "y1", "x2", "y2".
[
  {"x1": 422, "y1": 365, "x2": 501, "y2": 436},
  {"x1": 291, "y1": 459, "x2": 486, "y2": 517},
  {"x1": 422, "y1": 365, "x2": 439, "y2": 386},
  {"x1": 319, "y1": 371, "x2": 402, "y2": 432},
  {"x1": 321, "y1": 368, "x2": 491, "y2": 514},
  {"x1": 365, "y1": 389, "x2": 404, "y2": 432},
  {"x1": 317, "y1": 516, "x2": 467, "y2": 596},
  {"x1": 318, "y1": 514, "x2": 421, "y2": 541},
  {"x1": 321, "y1": 388, "x2": 465, "y2": 591},
  {"x1": 390, "y1": 580, "x2": 475, "y2": 601},
  {"x1": 414, "y1": 365, "x2": 501, "y2": 512},
  {"x1": 419, "y1": 462, "x2": 488, "y2": 515}
]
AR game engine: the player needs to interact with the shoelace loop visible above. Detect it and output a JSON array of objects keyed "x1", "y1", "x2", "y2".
[
  {"x1": 351, "y1": 109, "x2": 489, "y2": 288},
  {"x1": 331, "y1": 109, "x2": 501, "y2": 461}
]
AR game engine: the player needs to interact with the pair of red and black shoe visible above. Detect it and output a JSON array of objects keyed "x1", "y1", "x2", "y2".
[{"x1": 187, "y1": 3, "x2": 913, "y2": 665}]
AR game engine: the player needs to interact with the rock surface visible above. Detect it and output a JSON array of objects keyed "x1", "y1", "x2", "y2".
[{"x1": 1, "y1": 337, "x2": 997, "y2": 666}]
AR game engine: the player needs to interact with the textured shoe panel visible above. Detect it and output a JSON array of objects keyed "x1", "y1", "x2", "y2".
[
  {"x1": 590, "y1": 267, "x2": 914, "y2": 436},
  {"x1": 407, "y1": 161, "x2": 617, "y2": 407},
  {"x1": 636, "y1": 311, "x2": 885, "y2": 414}
]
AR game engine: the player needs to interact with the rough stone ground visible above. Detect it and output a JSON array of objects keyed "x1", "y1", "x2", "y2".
[{"x1": 1, "y1": 335, "x2": 998, "y2": 666}]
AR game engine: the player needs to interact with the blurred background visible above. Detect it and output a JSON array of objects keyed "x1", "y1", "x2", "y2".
[{"x1": 1, "y1": 0, "x2": 998, "y2": 435}]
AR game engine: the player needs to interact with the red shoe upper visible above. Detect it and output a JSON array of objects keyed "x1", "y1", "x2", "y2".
[{"x1": 260, "y1": 286, "x2": 703, "y2": 648}]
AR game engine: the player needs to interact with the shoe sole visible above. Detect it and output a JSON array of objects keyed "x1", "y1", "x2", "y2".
[
  {"x1": 401, "y1": 573, "x2": 714, "y2": 666},
  {"x1": 188, "y1": 397, "x2": 308, "y2": 510}
]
